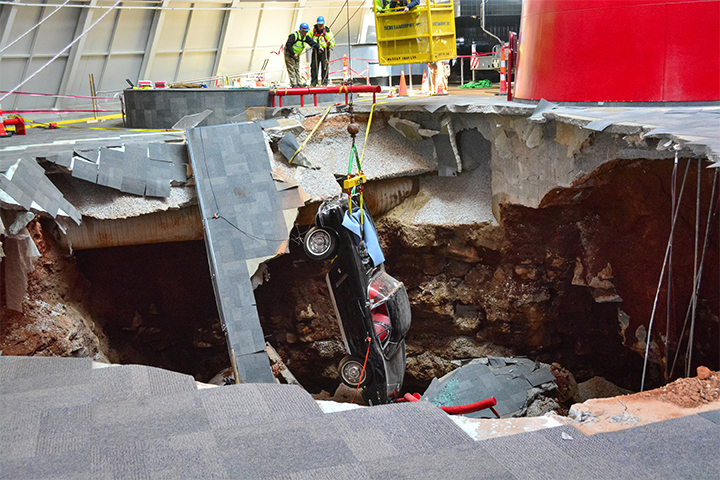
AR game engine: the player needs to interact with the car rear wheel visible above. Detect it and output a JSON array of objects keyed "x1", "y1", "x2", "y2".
[
  {"x1": 338, "y1": 355, "x2": 370, "y2": 388},
  {"x1": 303, "y1": 227, "x2": 337, "y2": 261}
]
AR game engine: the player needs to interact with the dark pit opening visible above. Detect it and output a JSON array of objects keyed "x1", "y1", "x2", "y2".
[{"x1": 74, "y1": 241, "x2": 228, "y2": 383}]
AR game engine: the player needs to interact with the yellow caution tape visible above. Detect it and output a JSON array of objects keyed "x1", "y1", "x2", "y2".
[
  {"x1": 24, "y1": 113, "x2": 123, "y2": 128},
  {"x1": 23, "y1": 114, "x2": 182, "y2": 132}
]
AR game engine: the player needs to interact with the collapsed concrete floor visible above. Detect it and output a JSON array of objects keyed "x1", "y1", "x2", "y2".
[{"x1": 2, "y1": 102, "x2": 720, "y2": 414}]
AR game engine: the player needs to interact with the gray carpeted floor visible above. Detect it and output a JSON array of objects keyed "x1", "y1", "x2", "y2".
[{"x1": 1, "y1": 357, "x2": 718, "y2": 479}]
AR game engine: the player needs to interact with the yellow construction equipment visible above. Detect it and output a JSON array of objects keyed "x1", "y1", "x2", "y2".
[{"x1": 374, "y1": 0, "x2": 456, "y2": 65}]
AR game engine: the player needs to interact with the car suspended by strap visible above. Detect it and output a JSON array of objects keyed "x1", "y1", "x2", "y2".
[
  {"x1": 303, "y1": 192, "x2": 412, "y2": 406},
  {"x1": 373, "y1": 0, "x2": 457, "y2": 66}
]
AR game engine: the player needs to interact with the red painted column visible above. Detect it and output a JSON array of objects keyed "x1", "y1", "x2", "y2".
[{"x1": 515, "y1": 0, "x2": 720, "y2": 102}]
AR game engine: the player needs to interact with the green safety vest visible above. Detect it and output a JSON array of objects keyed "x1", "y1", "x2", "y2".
[
  {"x1": 312, "y1": 26, "x2": 336, "y2": 49},
  {"x1": 289, "y1": 31, "x2": 314, "y2": 55}
]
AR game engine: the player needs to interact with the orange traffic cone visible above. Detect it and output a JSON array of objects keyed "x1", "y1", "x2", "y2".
[
  {"x1": 398, "y1": 70, "x2": 408, "y2": 96},
  {"x1": 0, "y1": 102, "x2": 5, "y2": 136},
  {"x1": 420, "y1": 70, "x2": 430, "y2": 94}
]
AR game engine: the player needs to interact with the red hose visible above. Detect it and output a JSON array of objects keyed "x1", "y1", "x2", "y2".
[
  {"x1": 441, "y1": 397, "x2": 497, "y2": 416},
  {"x1": 400, "y1": 393, "x2": 500, "y2": 417}
]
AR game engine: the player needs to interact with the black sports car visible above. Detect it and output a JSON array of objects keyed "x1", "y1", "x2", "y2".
[{"x1": 303, "y1": 193, "x2": 411, "y2": 405}]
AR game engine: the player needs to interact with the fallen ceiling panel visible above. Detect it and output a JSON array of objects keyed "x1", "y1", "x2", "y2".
[
  {"x1": 52, "y1": 142, "x2": 187, "y2": 199},
  {"x1": 0, "y1": 157, "x2": 81, "y2": 224},
  {"x1": 187, "y1": 121, "x2": 306, "y2": 384}
]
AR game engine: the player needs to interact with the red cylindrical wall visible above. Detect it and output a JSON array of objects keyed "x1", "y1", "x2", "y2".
[{"x1": 514, "y1": 0, "x2": 720, "y2": 102}]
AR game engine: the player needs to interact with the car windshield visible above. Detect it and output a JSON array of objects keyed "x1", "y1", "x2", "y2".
[{"x1": 368, "y1": 271, "x2": 402, "y2": 308}]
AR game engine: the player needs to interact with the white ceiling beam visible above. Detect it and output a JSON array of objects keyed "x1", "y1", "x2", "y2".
[
  {"x1": 211, "y1": 0, "x2": 238, "y2": 77},
  {"x1": 245, "y1": 2, "x2": 264, "y2": 74},
  {"x1": 55, "y1": 0, "x2": 97, "y2": 109},
  {"x1": 97, "y1": 7, "x2": 121, "y2": 91},
  {"x1": 13, "y1": 0, "x2": 46, "y2": 109},
  {"x1": 174, "y1": 3, "x2": 194, "y2": 82},
  {"x1": 0, "y1": 0, "x2": 20, "y2": 61},
  {"x1": 138, "y1": 0, "x2": 169, "y2": 80}
]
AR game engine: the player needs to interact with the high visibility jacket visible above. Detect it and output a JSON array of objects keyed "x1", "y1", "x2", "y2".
[
  {"x1": 312, "y1": 25, "x2": 336, "y2": 49},
  {"x1": 285, "y1": 30, "x2": 318, "y2": 56},
  {"x1": 389, "y1": 0, "x2": 419, "y2": 9},
  {"x1": 373, "y1": 0, "x2": 386, "y2": 13}
]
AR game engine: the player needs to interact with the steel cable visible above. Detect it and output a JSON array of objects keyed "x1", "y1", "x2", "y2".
[
  {"x1": 641, "y1": 153, "x2": 691, "y2": 391},
  {"x1": 665, "y1": 154, "x2": 678, "y2": 380},
  {"x1": 686, "y1": 159, "x2": 703, "y2": 377},
  {"x1": 670, "y1": 166, "x2": 719, "y2": 378},
  {"x1": 0, "y1": 0, "x2": 71, "y2": 55}
]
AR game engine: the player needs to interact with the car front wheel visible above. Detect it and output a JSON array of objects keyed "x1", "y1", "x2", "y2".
[
  {"x1": 338, "y1": 355, "x2": 371, "y2": 388},
  {"x1": 303, "y1": 226, "x2": 338, "y2": 261}
]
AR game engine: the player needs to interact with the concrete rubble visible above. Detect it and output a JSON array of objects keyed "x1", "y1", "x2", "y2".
[{"x1": 420, "y1": 356, "x2": 559, "y2": 418}]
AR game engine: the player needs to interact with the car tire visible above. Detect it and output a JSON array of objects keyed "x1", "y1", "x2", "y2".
[
  {"x1": 338, "y1": 355, "x2": 371, "y2": 388},
  {"x1": 303, "y1": 227, "x2": 338, "y2": 261}
]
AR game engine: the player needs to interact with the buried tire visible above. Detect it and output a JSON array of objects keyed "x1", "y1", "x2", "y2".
[
  {"x1": 338, "y1": 355, "x2": 371, "y2": 388},
  {"x1": 303, "y1": 227, "x2": 338, "y2": 261}
]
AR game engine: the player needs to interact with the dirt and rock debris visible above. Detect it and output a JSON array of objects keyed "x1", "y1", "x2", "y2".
[
  {"x1": 2, "y1": 114, "x2": 719, "y2": 418},
  {"x1": 640, "y1": 366, "x2": 720, "y2": 409},
  {"x1": 0, "y1": 220, "x2": 112, "y2": 362},
  {"x1": 4, "y1": 155, "x2": 719, "y2": 405}
]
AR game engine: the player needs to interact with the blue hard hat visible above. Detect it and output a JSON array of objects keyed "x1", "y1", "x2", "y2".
[
  {"x1": 317, "y1": 16, "x2": 325, "y2": 25},
  {"x1": 300, "y1": 22, "x2": 309, "y2": 31}
]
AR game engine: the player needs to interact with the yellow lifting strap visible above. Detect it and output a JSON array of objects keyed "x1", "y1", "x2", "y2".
[
  {"x1": 343, "y1": 173, "x2": 366, "y2": 190},
  {"x1": 289, "y1": 103, "x2": 334, "y2": 164}
]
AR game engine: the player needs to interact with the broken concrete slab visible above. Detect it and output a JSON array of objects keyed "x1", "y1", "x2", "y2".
[
  {"x1": 72, "y1": 157, "x2": 99, "y2": 183},
  {"x1": 277, "y1": 132, "x2": 315, "y2": 169},
  {"x1": 52, "y1": 174, "x2": 196, "y2": 221},
  {"x1": 54, "y1": 141, "x2": 189, "y2": 199},
  {"x1": 421, "y1": 356, "x2": 558, "y2": 419},
  {"x1": 442, "y1": 116, "x2": 463, "y2": 174},
  {"x1": 187, "y1": 121, "x2": 307, "y2": 384},
  {"x1": 1, "y1": 210, "x2": 35, "y2": 236},
  {"x1": 2, "y1": 227, "x2": 41, "y2": 311},
  {"x1": 433, "y1": 134, "x2": 458, "y2": 177},
  {"x1": 388, "y1": 117, "x2": 425, "y2": 143},
  {"x1": 0, "y1": 157, "x2": 81, "y2": 224},
  {"x1": 172, "y1": 109, "x2": 213, "y2": 130}
]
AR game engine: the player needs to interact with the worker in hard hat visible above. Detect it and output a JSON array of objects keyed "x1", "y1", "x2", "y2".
[
  {"x1": 285, "y1": 23, "x2": 320, "y2": 88},
  {"x1": 310, "y1": 17, "x2": 336, "y2": 87},
  {"x1": 390, "y1": 0, "x2": 419, "y2": 13}
]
